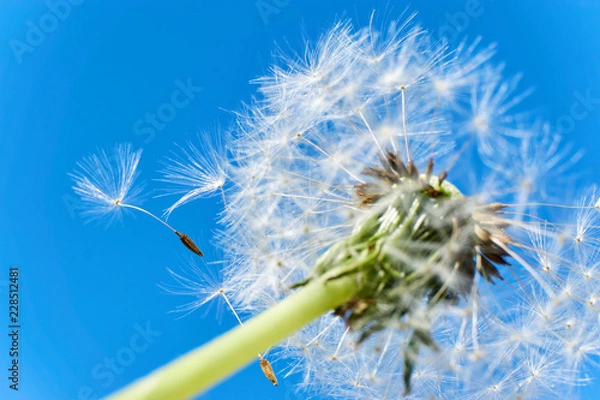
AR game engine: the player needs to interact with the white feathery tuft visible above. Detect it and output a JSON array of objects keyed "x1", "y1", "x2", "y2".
[{"x1": 70, "y1": 143, "x2": 143, "y2": 224}]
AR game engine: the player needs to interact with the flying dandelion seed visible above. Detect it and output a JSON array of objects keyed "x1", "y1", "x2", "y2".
[
  {"x1": 70, "y1": 144, "x2": 203, "y2": 257},
  {"x1": 162, "y1": 262, "x2": 278, "y2": 385},
  {"x1": 157, "y1": 133, "x2": 228, "y2": 218},
  {"x1": 108, "y1": 14, "x2": 600, "y2": 400}
]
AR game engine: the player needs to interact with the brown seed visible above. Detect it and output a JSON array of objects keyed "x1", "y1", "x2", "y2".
[
  {"x1": 425, "y1": 158, "x2": 434, "y2": 180},
  {"x1": 407, "y1": 161, "x2": 419, "y2": 179},
  {"x1": 474, "y1": 224, "x2": 491, "y2": 242},
  {"x1": 481, "y1": 203, "x2": 506, "y2": 213},
  {"x1": 258, "y1": 355, "x2": 278, "y2": 386},
  {"x1": 175, "y1": 231, "x2": 203, "y2": 257},
  {"x1": 438, "y1": 170, "x2": 448, "y2": 185}
]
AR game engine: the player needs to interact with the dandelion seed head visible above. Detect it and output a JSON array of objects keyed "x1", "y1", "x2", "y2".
[{"x1": 161, "y1": 15, "x2": 600, "y2": 399}]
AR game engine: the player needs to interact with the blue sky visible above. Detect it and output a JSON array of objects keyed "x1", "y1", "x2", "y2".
[{"x1": 1, "y1": 1, "x2": 600, "y2": 399}]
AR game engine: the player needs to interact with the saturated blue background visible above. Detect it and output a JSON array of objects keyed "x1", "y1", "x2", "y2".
[{"x1": 1, "y1": 1, "x2": 600, "y2": 399}]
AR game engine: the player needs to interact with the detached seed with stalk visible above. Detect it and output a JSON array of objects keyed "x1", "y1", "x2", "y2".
[{"x1": 115, "y1": 200, "x2": 203, "y2": 257}]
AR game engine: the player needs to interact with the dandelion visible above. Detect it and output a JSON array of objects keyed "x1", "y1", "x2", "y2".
[
  {"x1": 70, "y1": 143, "x2": 203, "y2": 257},
  {"x1": 108, "y1": 15, "x2": 600, "y2": 400}
]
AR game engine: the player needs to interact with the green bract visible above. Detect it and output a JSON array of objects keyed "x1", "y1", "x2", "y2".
[{"x1": 296, "y1": 152, "x2": 511, "y2": 392}]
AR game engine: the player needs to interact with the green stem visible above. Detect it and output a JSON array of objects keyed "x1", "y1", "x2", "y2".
[{"x1": 106, "y1": 268, "x2": 360, "y2": 400}]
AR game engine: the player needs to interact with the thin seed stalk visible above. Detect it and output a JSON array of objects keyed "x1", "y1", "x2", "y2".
[{"x1": 107, "y1": 267, "x2": 360, "y2": 400}]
